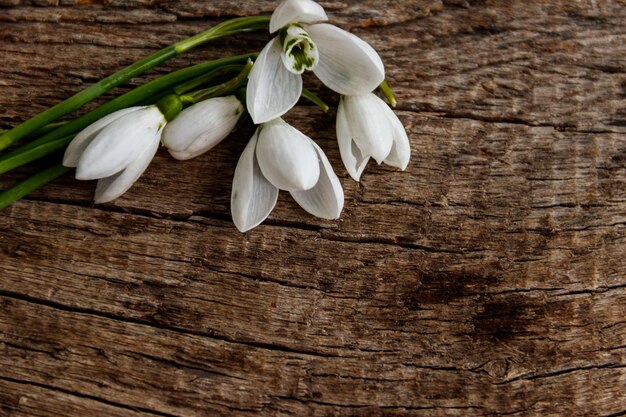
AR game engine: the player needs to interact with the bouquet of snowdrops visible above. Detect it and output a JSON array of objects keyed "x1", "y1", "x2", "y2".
[{"x1": 0, "y1": 0, "x2": 409, "y2": 232}]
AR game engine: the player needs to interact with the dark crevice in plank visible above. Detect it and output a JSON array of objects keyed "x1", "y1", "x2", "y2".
[
  {"x1": 474, "y1": 287, "x2": 567, "y2": 296},
  {"x1": 488, "y1": 408, "x2": 539, "y2": 417},
  {"x1": 601, "y1": 320, "x2": 626, "y2": 331},
  {"x1": 0, "y1": 290, "x2": 347, "y2": 359},
  {"x1": 496, "y1": 363, "x2": 626, "y2": 385},
  {"x1": 432, "y1": 109, "x2": 575, "y2": 129},
  {"x1": 321, "y1": 233, "x2": 483, "y2": 254},
  {"x1": 475, "y1": 284, "x2": 626, "y2": 298},
  {"x1": 381, "y1": 405, "x2": 485, "y2": 412},
  {"x1": 4, "y1": 341, "x2": 55, "y2": 355},
  {"x1": 602, "y1": 410, "x2": 626, "y2": 417},
  {"x1": 193, "y1": 262, "x2": 364, "y2": 301},
  {"x1": 273, "y1": 394, "x2": 484, "y2": 411},
  {"x1": 571, "y1": 63, "x2": 626, "y2": 75},
  {"x1": 120, "y1": 351, "x2": 246, "y2": 382},
  {"x1": 15, "y1": 196, "x2": 476, "y2": 254},
  {"x1": 24, "y1": 244, "x2": 364, "y2": 302},
  {"x1": 552, "y1": 284, "x2": 626, "y2": 297},
  {"x1": 530, "y1": 202, "x2": 625, "y2": 210},
  {"x1": 390, "y1": 105, "x2": 623, "y2": 134},
  {"x1": 520, "y1": 222, "x2": 626, "y2": 236},
  {"x1": 0, "y1": 375, "x2": 179, "y2": 417}
]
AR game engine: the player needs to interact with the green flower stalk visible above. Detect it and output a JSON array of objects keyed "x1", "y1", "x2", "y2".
[
  {"x1": 0, "y1": 164, "x2": 70, "y2": 211},
  {"x1": 379, "y1": 80, "x2": 397, "y2": 108}
]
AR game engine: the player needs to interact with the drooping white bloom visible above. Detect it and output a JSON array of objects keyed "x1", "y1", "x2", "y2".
[
  {"x1": 231, "y1": 118, "x2": 344, "y2": 232},
  {"x1": 63, "y1": 105, "x2": 165, "y2": 203},
  {"x1": 255, "y1": 118, "x2": 320, "y2": 191},
  {"x1": 337, "y1": 93, "x2": 411, "y2": 181},
  {"x1": 161, "y1": 96, "x2": 244, "y2": 160},
  {"x1": 247, "y1": 0, "x2": 385, "y2": 124}
]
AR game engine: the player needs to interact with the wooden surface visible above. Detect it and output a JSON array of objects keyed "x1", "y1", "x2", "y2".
[{"x1": 1, "y1": 1, "x2": 625, "y2": 416}]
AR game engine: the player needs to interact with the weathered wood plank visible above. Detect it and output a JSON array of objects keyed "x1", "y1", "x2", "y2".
[
  {"x1": 1, "y1": 195, "x2": 625, "y2": 415},
  {"x1": 0, "y1": 0, "x2": 624, "y2": 416},
  {"x1": 1, "y1": 294, "x2": 625, "y2": 416}
]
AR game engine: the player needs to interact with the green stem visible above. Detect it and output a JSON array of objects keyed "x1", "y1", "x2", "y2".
[
  {"x1": 379, "y1": 80, "x2": 397, "y2": 108},
  {"x1": 2, "y1": 121, "x2": 68, "y2": 140},
  {"x1": 24, "y1": 121, "x2": 68, "y2": 140},
  {"x1": 301, "y1": 88, "x2": 330, "y2": 112},
  {"x1": 0, "y1": 135, "x2": 73, "y2": 176},
  {"x1": 173, "y1": 64, "x2": 245, "y2": 95},
  {"x1": 0, "y1": 163, "x2": 70, "y2": 211},
  {"x1": 174, "y1": 17, "x2": 269, "y2": 54},
  {"x1": 3, "y1": 54, "x2": 256, "y2": 167},
  {"x1": 0, "y1": 16, "x2": 270, "y2": 151},
  {"x1": 234, "y1": 88, "x2": 249, "y2": 108},
  {"x1": 184, "y1": 59, "x2": 254, "y2": 103}
]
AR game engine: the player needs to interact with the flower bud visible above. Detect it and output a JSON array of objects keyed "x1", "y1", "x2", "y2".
[
  {"x1": 161, "y1": 96, "x2": 243, "y2": 160},
  {"x1": 62, "y1": 105, "x2": 165, "y2": 203}
]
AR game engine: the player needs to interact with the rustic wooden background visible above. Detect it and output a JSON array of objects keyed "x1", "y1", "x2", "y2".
[{"x1": 1, "y1": 0, "x2": 625, "y2": 416}]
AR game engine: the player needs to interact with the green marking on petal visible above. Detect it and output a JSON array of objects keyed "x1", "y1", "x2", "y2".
[{"x1": 279, "y1": 24, "x2": 319, "y2": 75}]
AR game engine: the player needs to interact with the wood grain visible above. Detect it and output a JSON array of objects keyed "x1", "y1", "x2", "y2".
[{"x1": 0, "y1": 1, "x2": 625, "y2": 416}]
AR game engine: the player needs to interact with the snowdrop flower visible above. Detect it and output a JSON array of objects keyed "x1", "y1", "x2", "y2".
[
  {"x1": 337, "y1": 93, "x2": 411, "y2": 181},
  {"x1": 161, "y1": 96, "x2": 244, "y2": 160},
  {"x1": 247, "y1": 0, "x2": 385, "y2": 124},
  {"x1": 231, "y1": 118, "x2": 343, "y2": 232},
  {"x1": 63, "y1": 106, "x2": 166, "y2": 203}
]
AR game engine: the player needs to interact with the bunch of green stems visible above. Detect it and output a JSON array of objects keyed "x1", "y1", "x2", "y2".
[{"x1": 0, "y1": 16, "x2": 274, "y2": 210}]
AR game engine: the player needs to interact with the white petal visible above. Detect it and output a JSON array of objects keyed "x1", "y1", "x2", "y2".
[
  {"x1": 308, "y1": 23, "x2": 385, "y2": 95},
  {"x1": 270, "y1": 0, "x2": 328, "y2": 33},
  {"x1": 162, "y1": 96, "x2": 243, "y2": 159},
  {"x1": 247, "y1": 38, "x2": 303, "y2": 125},
  {"x1": 94, "y1": 131, "x2": 161, "y2": 204},
  {"x1": 63, "y1": 107, "x2": 140, "y2": 167},
  {"x1": 291, "y1": 140, "x2": 344, "y2": 220},
  {"x1": 381, "y1": 105, "x2": 411, "y2": 170},
  {"x1": 336, "y1": 99, "x2": 370, "y2": 181},
  {"x1": 341, "y1": 94, "x2": 394, "y2": 164},
  {"x1": 256, "y1": 119, "x2": 320, "y2": 191},
  {"x1": 76, "y1": 106, "x2": 165, "y2": 180},
  {"x1": 231, "y1": 130, "x2": 279, "y2": 232}
]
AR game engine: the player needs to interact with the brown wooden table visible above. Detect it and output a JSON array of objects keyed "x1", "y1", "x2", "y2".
[{"x1": 1, "y1": 1, "x2": 625, "y2": 416}]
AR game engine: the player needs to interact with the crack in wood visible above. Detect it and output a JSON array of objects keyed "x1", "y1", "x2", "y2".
[
  {"x1": 496, "y1": 363, "x2": 626, "y2": 385},
  {"x1": 13, "y1": 196, "x2": 494, "y2": 254},
  {"x1": 0, "y1": 291, "x2": 348, "y2": 359}
]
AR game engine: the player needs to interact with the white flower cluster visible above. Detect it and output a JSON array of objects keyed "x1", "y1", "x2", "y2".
[
  {"x1": 63, "y1": 97, "x2": 243, "y2": 204},
  {"x1": 63, "y1": 0, "x2": 410, "y2": 232}
]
